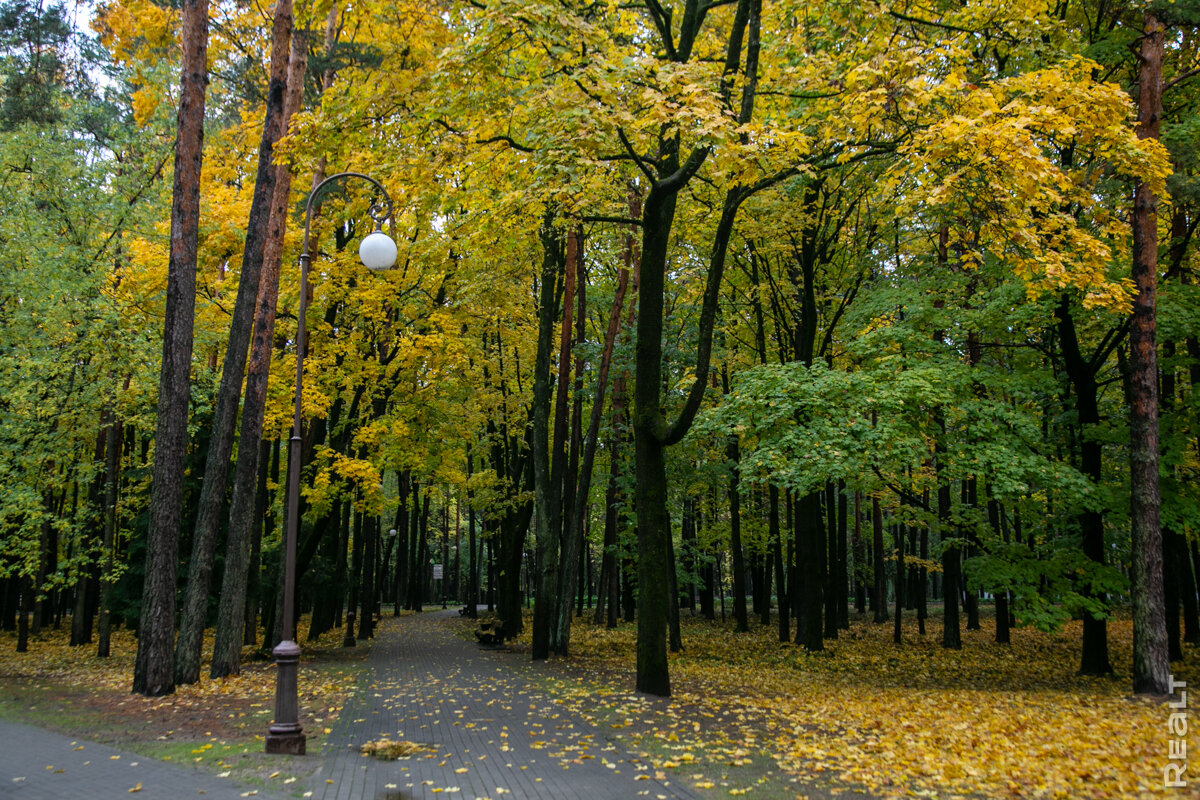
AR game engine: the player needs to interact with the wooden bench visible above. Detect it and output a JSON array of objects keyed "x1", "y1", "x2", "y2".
[{"x1": 474, "y1": 619, "x2": 511, "y2": 646}]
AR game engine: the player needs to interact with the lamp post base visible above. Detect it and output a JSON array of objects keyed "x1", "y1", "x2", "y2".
[
  {"x1": 265, "y1": 732, "x2": 307, "y2": 755},
  {"x1": 266, "y1": 639, "x2": 305, "y2": 755}
]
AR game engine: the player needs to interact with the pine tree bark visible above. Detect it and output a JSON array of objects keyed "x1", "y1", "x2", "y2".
[
  {"x1": 209, "y1": 25, "x2": 303, "y2": 678},
  {"x1": 132, "y1": 0, "x2": 207, "y2": 696},
  {"x1": 175, "y1": 0, "x2": 293, "y2": 685},
  {"x1": 1129, "y1": 9, "x2": 1169, "y2": 695}
]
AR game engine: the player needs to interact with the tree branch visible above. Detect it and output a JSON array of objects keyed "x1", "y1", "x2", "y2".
[{"x1": 617, "y1": 126, "x2": 658, "y2": 182}]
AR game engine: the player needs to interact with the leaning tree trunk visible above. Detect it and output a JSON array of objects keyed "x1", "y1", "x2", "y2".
[
  {"x1": 209, "y1": 26, "x2": 305, "y2": 679},
  {"x1": 132, "y1": 0, "x2": 208, "y2": 697},
  {"x1": 1129, "y1": 9, "x2": 1169, "y2": 696},
  {"x1": 175, "y1": 0, "x2": 293, "y2": 686},
  {"x1": 558, "y1": 223, "x2": 631, "y2": 652}
]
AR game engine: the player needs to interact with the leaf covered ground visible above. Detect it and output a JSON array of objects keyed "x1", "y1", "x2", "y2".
[
  {"x1": 0, "y1": 616, "x2": 368, "y2": 793},
  {"x1": 467, "y1": 608, "x2": 1195, "y2": 800}
]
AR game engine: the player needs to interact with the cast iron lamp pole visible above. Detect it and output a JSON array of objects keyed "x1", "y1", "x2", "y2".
[{"x1": 266, "y1": 172, "x2": 397, "y2": 755}]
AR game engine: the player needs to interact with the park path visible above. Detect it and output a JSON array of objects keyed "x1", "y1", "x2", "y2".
[
  {"x1": 0, "y1": 717, "x2": 295, "y2": 799},
  {"x1": 308, "y1": 608, "x2": 703, "y2": 800}
]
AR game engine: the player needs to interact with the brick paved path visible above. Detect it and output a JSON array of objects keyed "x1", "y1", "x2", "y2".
[
  {"x1": 308, "y1": 609, "x2": 703, "y2": 800},
  {"x1": 0, "y1": 718, "x2": 294, "y2": 800}
]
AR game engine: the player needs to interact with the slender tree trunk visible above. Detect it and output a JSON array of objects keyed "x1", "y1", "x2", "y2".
[
  {"x1": 1130, "y1": 9, "x2": 1169, "y2": 695},
  {"x1": 358, "y1": 516, "x2": 376, "y2": 640},
  {"x1": 988, "y1": 498, "x2": 1010, "y2": 645},
  {"x1": 1056, "y1": 297, "x2": 1112, "y2": 673},
  {"x1": 96, "y1": 411, "x2": 121, "y2": 659},
  {"x1": 556, "y1": 227, "x2": 594, "y2": 654},
  {"x1": 132, "y1": 0, "x2": 208, "y2": 696},
  {"x1": 853, "y1": 492, "x2": 866, "y2": 614},
  {"x1": 872, "y1": 495, "x2": 887, "y2": 624},
  {"x1": 917, "y1": 508, "x2": 928, "y2": 636},
  {"x1": 794, "y1": 490, "x2": 824, "y2": 650},
  {"x1": 17, "y1": 577, "x2": 29, "y2": 653},
  {"x1": 244, "y1": 438, "x2": 272, "y2": 646},
  {"x1": 667, "y1": 533, "x2": 682, "y2": 652},
  {"x1": 174, "y1": 0, "x2": 292, "y2": 686},
  {"x1": 343, "y1": 508, "x2": 363, "y2": 646},
  {"x1": 824, "y1": 481, "x2": 838, "y2": 639},
  {"x1": 837, "y1": 480, "x2": 849, "y2": 629},
  {"x1": 208, "y1": 25, "x2": 303, "y2": 679},
  {"x1": 466, "y1": 456, "x2": 477, "y2": 617},
  {"x1": 893, "y1": 521, "x2": 904, "y2": 645},
  {"x1": 722, "y1": 366, "x2": 749, "y2": 633},
  {"x1": 73, "y1": 425, "x2": 107, "y2": 647},
  {"x1": 770, "y1": 485, "x2": 788, "y2": 640}
]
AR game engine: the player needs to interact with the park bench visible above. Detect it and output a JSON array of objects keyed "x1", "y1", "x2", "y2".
[{"x1": 474, "y1": 619, "x2": 512, "y2": 646}]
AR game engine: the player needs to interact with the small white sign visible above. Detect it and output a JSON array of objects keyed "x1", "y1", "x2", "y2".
[{"x1": 432, "y1": 564, "x2": 444, "y2": 580}]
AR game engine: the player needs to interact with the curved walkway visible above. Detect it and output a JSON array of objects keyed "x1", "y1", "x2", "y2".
[{"x1": 309, "y1": 609, "x2": 702, "y2": 800}]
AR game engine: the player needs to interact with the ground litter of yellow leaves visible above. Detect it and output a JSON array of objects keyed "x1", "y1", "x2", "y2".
[
  {"x1": 489, "y1": 611, "x2": 1195, "y2": 799},
  {"x1": 0, "y1": 615, "x2": 366, "y2": 790}
]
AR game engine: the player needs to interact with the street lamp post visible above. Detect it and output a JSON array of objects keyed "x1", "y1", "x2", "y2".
[{"x1": 266, "y1": 172, "x2": 397, "y2": 756}]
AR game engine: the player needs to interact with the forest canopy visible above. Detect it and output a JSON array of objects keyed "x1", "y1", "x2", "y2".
[{"x1": 0, "y1": 0, "x2": 1195, "y2": 706}]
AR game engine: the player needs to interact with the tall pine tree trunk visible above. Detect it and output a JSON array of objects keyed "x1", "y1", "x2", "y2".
[
  {"x1": 1129, "y1": 9, "x2": 1169, "y2": 695},
  {"x1": 132, "y1": 0, "x2": 208, "y2": 696}
]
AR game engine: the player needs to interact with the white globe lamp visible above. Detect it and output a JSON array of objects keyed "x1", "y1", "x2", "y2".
[{"x1": 359, "y1": 230, "x2": 398, "y2": 270}]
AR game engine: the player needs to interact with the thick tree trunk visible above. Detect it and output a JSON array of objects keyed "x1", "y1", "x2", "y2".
[
  {"x1": 633, "y1": 0, "x2": 763, "y2": 697},
  {"x1": 132, "y1": 0, "x2": 208, "y2": 696},
  {"x1": 174, "y1": 0, "x2": 292, "y2": 686},
  {"x1": 531, "y1": 219, "x2": 564, "y2": 660},
  {"x1": 1130, "y1": 10, "x2": 1169, "y2": 695}
]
